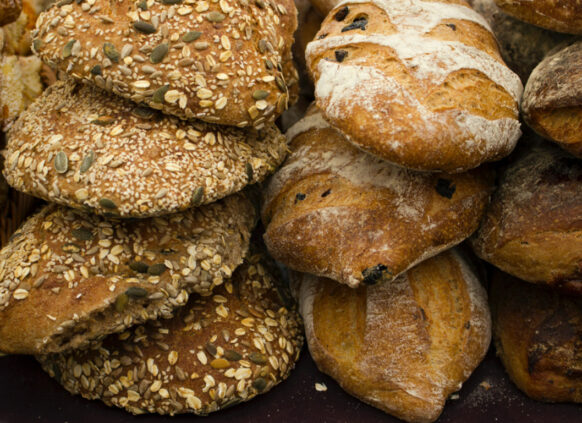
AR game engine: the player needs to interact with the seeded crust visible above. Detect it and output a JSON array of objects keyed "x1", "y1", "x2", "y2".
[
  {"x1": 0, "y1": 193, "x2": 256, "y2": 354},
  {"x1": 262, "y1": 106, "x2": 494, "y2": 288},
  {"x1": 494, "y1": 0, "x2": 582, "y2": 35},
  {"x1": 4, "y1": 80, "x2": 287, "y2": 217},
  {"x1": 293, "y1": 249, "x2": 491, "y2": 423},
  {"x1": 490, "y1": 271, "x2": 582, "y2": 403},
  {"x1": 38, "y1": 254, "x2": 304, "y2": 415},
  {"x1": 33, "y1": 0, "x2": 297, "y2": 127},
  {"x1": 0, "y1": 0, "x2": 22, "y2": 26}
]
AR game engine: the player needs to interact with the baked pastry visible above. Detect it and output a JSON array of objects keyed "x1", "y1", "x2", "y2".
[
  {"x1": 33, "y1": 0, "x2": 297, "y2": 127},
  {"x1": 0, "y1": 193, "x2": 256, "y2": 354},
  {"x1": 521, "y1": 40, "x2": 582, "y2": 158},
  {"x1": 494, "y1": 0, "x2": 582, "y2": 34},
  {"x1": 471, "y1": 145, "x2": 582, "y2": 293},
  {"x1": 490, "y1": 270, "x2": 582, "y2": 403},
  {"x1": 293, "y1": 248, "x2": 491, "y2": 423},
  {"x1": 305, "y1": 0, "x2": 523, "y2": 172},
  {"x1": 38, "y1": 254, "x2": 304, "y2": 415},
  {"x1": 263, "y1": 106, "x2": 494, "y2": 288},
  {"x1": 0, "y1": 0, "x2": 21, "y2": 26},
  {"x1": 4, "y1": 80, "x2": 287, "y2": 217}
]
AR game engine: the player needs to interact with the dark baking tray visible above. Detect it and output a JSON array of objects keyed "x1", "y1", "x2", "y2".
[{"x1": 0, "y1": 345, "x2": 580, "y2": 423}]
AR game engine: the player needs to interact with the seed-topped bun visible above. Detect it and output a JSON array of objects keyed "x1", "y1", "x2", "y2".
[
  {"x1": 4, "y1": 80, "x2": 287, "y2": 218},
  {"x1": 38, "y1": 254, "x2": 304, "y2": 415},
  {"x1": 0, "y1": 193, "x2": 256, "y2": 354},
  {"x1": 32, "y1": 0, "x2": 297, "y2": 127}
]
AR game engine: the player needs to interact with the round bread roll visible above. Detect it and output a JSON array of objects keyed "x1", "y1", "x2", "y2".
[
  {"x1": 521, "y1": 40, "x2": 582, "y2": 158},
  {"x1": 471, "y1": 145, "x2": 582, "y2": 293},
  {"x1": 490, "y1": 270, "x2": 582, "y2": 403},
  {"x1": 32, "y1": 0, "x2": 297, "y2": 127},
  {"x1": 494, "y1": 0, "x2": 582, "y2": 34},
  {"x1": 305, "y1": 0, "x2": 522, "y2": 172},
  {"x1": 4, "y1": 80, "x2": 286, "y2": 218},
  {"x1": 262, "y1": 106, "x2": 494, "y2": 288},
  {"x1": 0, "y1": 0, "x2": 22, "y2": 26},
  {"x1": 38, "y1": 254, "x2": 304, "y2": 415},
  {"x1": 0, "y1": 193, "x2": 256, "y2": 354},
  {"x1": 293, "y1": 249, "x2": 491, "y2": 423}
]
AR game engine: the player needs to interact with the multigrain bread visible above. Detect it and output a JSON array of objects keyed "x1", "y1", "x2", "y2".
[
  {"x1": 38, "y1": 254, "x2": 304, "y2": 415},
  {"x1": 293, "y1": 249, "x2": 491, "y2": 423},
  {"x1": 4, "y1": 80, "x2": 287, "y2": 217},
  {"x1": 521, "y1": 40, "x2": 582, "y2": 158},
  {"x1": 0, "y1": 0, "x2": 22, "y2": 26},
  {"x1": 263, "y1": 106, "x2": 494, "y2": 288},
  {"x1": 494, "y1": 0, "x2": 582, "y2": 34},
  {"x1": 33, "y1": 0, "x2": 297, "y2": 127},
  {"x1": 490, "y1": 270, "x2": 582, "y2": 403},
  {"x1": 0, "y1": 193, "x2": 256, "y2": 354},
  {"x1": 471, "y1": 145, "x2": 582, "y2": 293},
  {"x1": 305, "y1": 0, "x2": 522, "y2": 172}
]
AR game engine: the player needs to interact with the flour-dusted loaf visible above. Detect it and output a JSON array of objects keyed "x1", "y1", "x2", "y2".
[
  {"x1": 293, "y1": 248, "x2": 491, "y2": 423},
  {"x1": 33, "y1": 0, "x2": 297, "y2": 127},
  {"x1": 0, "y1": 193, "x2": 256, "y2": 354},
  {"x1": 305, "y1": 0, "x2": 522, "y2": 172},
  {"x1": 263, "y1": 106, "x2": 493, "y2": 288},
  {"x1": 0, "y1": 0, "x2": 21, "y2": 26},
  {"x1": 471, "y1": 145, "x2": 582, "y2": 293},
  {"x1": 4, "y1": 80, "x2": 286, "y2": 217},
  {"x1": 494, "y1": 0, "x2": 582, "y2": 34},
  {"x1": 38, "y1": 254, "x2": 304, "y2": 415},
  {"x1": 490, "y1": 270, "x2": 582, "y2": 403},
  {"x1": 521, "y1": 40, "x2": 582, "y2": 158}
]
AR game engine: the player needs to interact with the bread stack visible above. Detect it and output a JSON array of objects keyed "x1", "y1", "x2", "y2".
[{"x1": 0, "y1": 0, "x2": 304, "y2": 415}]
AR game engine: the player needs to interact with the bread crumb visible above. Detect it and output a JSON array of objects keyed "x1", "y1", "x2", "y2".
[
  {"x1": 480, "y1": 381, "x2": 492, "y2": 390},
  {"x1": 315, "y1": 382, "x2": 327, "y2": 392}
]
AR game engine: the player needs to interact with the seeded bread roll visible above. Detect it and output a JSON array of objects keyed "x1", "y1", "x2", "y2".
[
  {"x1": 490, "y1": 271, "x2": 582, "y2": 403},
  {"x1": 305, "y1": 0, "x2": 522, "y2": 172},
  {"x1": 494, "y1": 0, "x2": 582, "y2": 34},
  {"x1": 262, "y1": 106, "x2": 494, "y2": 288},
  {"x1": 521, "y1": 40, "x2": 582, "y2": 158},
  {"x1": 0, "y1": 0, "x2": 22, "y2": 26},
  {"x1": 38, "y1": 254, "x2": 304, "y2": 415},
  {"x1": 33, "y1": 0, "x2": 297, "y2": 128},
  {"x1": 0, "y1": 193, "x2": 256, "y2": 354},
  {"x1": 4, "y1": 80, "x2": 286, "y2": 217},
  {"x1": 471, "y1": 145, "x2": 582, "y2": 293},
  {"x1": 293, "y1": 249, "x2": 491, "y2": 423}
]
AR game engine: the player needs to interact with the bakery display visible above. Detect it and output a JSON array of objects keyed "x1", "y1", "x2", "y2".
[
  {"x1": 471, "y1": 145, "x2": 582, "y2": 293},
  {"x1": 38, "y1": 254, "x2": 304, "y2": 415},
  {"x1": 0, "y1": 193, "x2": 255, "y2": 354},
  {"x1": 521, "y1": 40, "x2": 582, "y2": 157},
  {"x1": 292, "y1": 248, "x2": 491, "y2": 423},
  {"x1": 490, "y1": 270, "x2": 582, "y2": 403},
  {"x1": 494, "y1": 0, "x2": 582, "y2": 34}
]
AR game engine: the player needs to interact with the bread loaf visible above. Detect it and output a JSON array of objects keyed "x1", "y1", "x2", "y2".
[
  {"x1": 263, "y1": 106, "x2": 494, "y2": 288},
  {"x1": 490, "y1": 270, "x2": 582, "y2": 403},
  {"x1": 305, "y1": 0, "x2": 522, "y2": 172},
  {"x1": 1, "y1": 0, "x2": 38, "y2": 55},
  {"x1": 293, "y1": 249, "x2": 491, "y2": 423},
  {"x1": 494, "y1": 0, "x2": 582, "y2": 34},
  {"x1": 0, "y1": 0, "x2": 21, "y2": 26}
]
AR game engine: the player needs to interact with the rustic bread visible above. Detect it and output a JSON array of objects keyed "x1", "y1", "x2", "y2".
[
  {"x1": 305, "y1": 0, "x2": 522, "y2": 172},
  {"x1": 0, "y1": 193, "x2": 256, "y2": 354},
  {"x1": 38, "y1": 254, "x2": 304, "y2": 415},
  {"x1": 521, "y1": 40, "x2": 582, "y2": 158},
  {"x1": 263, "y1": 106, "x2": 494, "y2": 288},
  {"x1": 471, "y1": 145, "x2": 582, "y2": 293},
  {"x1": 293, "y1": 248, "x2": 491, "y2": 423},
  {"x1": 490, "y1": 270, "x2": 582, "y2": 403},
  {"x1": 1, "y1": 0, "x2": 38, "y2": 55},
  {"x1": 494, "y1": 0, "x2": 582, "y2": 34},
  {"x1": 0, "y1": 0, "x2": 21, "y2": 26},
  {"x1": 33, "y1": 0, "x2": 297, "y2": 128},
  {"x1": 4, "y1": 79, "x2": 286, "y2": 217}
]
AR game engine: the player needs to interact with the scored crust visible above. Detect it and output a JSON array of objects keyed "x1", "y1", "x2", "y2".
[
  {"x1": 4, "y1": 79, "x2": 287, "y2": 218},
  {"x1": 33, "y1": 0, "x2": 297, "y2": 127},
  {"x1": 0, "y1": 193, "x2": 256, "y2": 354},
  {"x1": 38, "y1": 254, "x2": 304, "y2": 415}
]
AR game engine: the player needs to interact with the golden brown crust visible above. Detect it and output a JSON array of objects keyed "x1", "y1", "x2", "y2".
[
  {"x1": 262, "y1": 106, "x2": 494, "y2": 288},
  {"x1": 38, "y1": 254, "x2": 304, "y2": 415},
  {"x1": 295, "y1": 249, "x2": 491, "y2": 423},
  {"x1": 0, "y1": 0, "x2": 22, "y2": 26},
  {"x1": 494, "y1": 0, "x2": 582, "y2": 34},
  {"x1": 0, "y1": 193, "x2": 256, "y2": 354},
  {"x1": 33, "y1": 0, "x2": 297, "y2": 127},
  {"x1": 471, "y1": 145, "x2": 582, "y2": 292},
  {"x1": 490, "y1": 271, "x2": 582, "y2": 403},
  {"x1": 4, "y1": 79, "x2": 286, "y2": 217}
]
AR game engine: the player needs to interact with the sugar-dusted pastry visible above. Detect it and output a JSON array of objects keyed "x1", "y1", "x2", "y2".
[{"x1": 494, "y1": 0, "x2": 582, "y2": 34}]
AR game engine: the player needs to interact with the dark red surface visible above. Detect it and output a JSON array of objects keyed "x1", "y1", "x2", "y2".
[{"x1": 0, "y1": 345, "x2": 580, "y2": 423}]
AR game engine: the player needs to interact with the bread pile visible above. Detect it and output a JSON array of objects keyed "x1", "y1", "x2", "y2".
[{"x1": 0, "y1": 0, "x2": 305, "y2": 415}]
